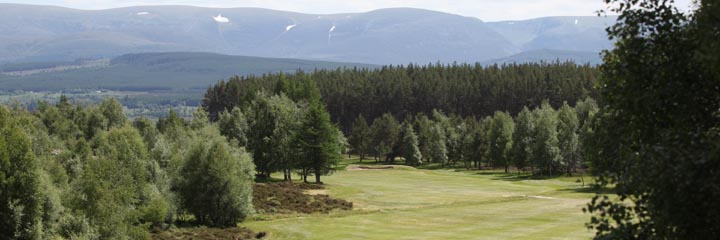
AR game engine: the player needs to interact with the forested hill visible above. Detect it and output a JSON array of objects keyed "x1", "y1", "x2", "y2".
[
  {"x1": 0, "y1": 52, "x2": 375, "y2": 91},
  {"x1": 203, "y1": 62, "x2": 599, "y2": 130}
]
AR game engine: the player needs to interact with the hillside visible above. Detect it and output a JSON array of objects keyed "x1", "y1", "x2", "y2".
[
  {"x1": 0, "y1": 4, "x2": 516, "y2": 65},
  {"x1": 0, "y1": 52, "x2": 376, "y2": 91},
  {"x1": 0, "y1": 4, "x2": 619, "y2": 65},
  {"x1": 486, "y1": 16, "x2": 616, "y2": 53}
]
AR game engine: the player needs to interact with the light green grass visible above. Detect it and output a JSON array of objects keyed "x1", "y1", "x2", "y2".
[{"x1": 243, "y1": 163, "x2": 596, "y2": 239}]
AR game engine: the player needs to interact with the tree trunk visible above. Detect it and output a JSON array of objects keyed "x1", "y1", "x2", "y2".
[
  {"x1": 315, "y1": 168, "x2": 322, "y2": 184},
  {"x1": 302, "y1": 168, "x2": 308, "y2": 183}
]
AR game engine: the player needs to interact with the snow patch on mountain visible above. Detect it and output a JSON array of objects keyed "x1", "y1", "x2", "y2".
[
  {"x1": 137, "y1": 12, "x2": 149, "y2": 15},
  {"x1": 286, "y1": 24, "x2": 296, "y2": 31},
  {"x1": 213, "y1": 14, "x2": 229, "y2": 23}
]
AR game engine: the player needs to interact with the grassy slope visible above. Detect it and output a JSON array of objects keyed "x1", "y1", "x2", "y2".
[{"x1": 243, "y1": 160, "x2": 595, "y2": 239}]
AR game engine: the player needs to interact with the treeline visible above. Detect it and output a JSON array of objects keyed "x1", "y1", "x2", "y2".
[
  {"x1": 202, "y1": 61, "x2": 599, "y2": 130},
  {"x1": 0, "y1": 93, "x2": 342, "y2": 239},
  {"x1": 347, "y1": 98, "x2": 598, "y2": 174}
]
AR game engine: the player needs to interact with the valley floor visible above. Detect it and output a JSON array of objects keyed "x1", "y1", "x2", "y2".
[{"x1": 242, "y1": 161, "x2": 596, "y2": 239}]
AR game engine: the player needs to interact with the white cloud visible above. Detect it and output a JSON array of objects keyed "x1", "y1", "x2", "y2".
[{"x1": 2, "y1": 0, "x2": 694, "y2": 21}]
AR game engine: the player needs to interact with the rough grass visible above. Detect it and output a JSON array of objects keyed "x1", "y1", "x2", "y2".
[
  {"x1": 152, "y1": 227, "x2": 264, "y2": 240},
  {"x1": 242, "y1": 159, "x2": 598, "y2": 239},
  {"x1": 253, "y1": 182, "x2": 353, "y2": 214}
]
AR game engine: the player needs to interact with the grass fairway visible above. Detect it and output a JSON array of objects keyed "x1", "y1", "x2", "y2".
[{"x1": 243, "y1": 163, "x2": 595, "y2": 239}]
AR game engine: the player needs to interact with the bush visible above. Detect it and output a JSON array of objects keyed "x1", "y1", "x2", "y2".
[{"x1": 177, "y1": 130, "x2": 255, "y2": 227}]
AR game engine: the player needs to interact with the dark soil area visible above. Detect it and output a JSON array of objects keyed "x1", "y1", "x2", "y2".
[
  {"x1": 152, "y1": 227, "x2": 266, "y2": 240},
  {"x1": 253, "y1": 182, "x2": 353, "y2": 214}
]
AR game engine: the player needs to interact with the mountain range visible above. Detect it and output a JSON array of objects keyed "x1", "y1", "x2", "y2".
[{"x1": 0, "y1": 3, "x2": 616, "y2": 65}]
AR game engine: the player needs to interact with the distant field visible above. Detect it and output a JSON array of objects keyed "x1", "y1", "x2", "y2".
[
  {"x1": 0, "y1": 90, "x2": 201, "y2": 119},
  {"x1": 243, "y1": 159, "x2": 596, "y2": 239}
]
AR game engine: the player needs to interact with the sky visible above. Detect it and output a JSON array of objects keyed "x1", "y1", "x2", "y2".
[{"x1": 0, "y1": 0, "x2": 694, "y2": 21}]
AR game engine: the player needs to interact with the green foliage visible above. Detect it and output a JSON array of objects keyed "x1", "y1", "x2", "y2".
[
  {"x1": 557, "y1": 102, "x2": 579, "y2": 173},
  {"x1": 246, "y1": 93, "x2": 303, "y2": 178},
  {"x1": 296, "y1": 100, "x2": 342, "y2": 183},
  {"x1": 399, "y1": 121, "x2": 422, "y2": 166},
  {"x1": 348, "y1": 114, "x2": 371, "y2": 161},
  {"x1": 71, "y1": 126, "x2": 153, "y2": 239},
  {"x1": 177, "y1": 131, "x2": 255, "y2": 227},
  {"x1": 532, "y1": 102, "x2": 561, "y2": 174},
  {"x1": 204, "y1": 62, "x2": 600, "y2": 131},
  {"x1": 370, "y1": 113, "x2": 401, "y2": 161},
  {"x1": 217, "y1": 107, "x2": 249, "y2": 147},
  {"x1": 99, "y1": 98, "x2": 126, "y2": 130},
  {"x1": 0, "y1": 115, "x2": 43, "y2": 239},
  {"x1": 488, "y1": 111, "x2": 515, "y2": 172},
  {"x1": 511, "y1": 107, "x2": 534, "y2": 172},
  {"x1": 190, "y1": 108, "x2": 210, "y2": 130},
  {"x1": 586, "y1": 1, "x2": 720, "y2": 238},
  {"x1": 156, "y1": 110, "x2": 185, "y2": 134},
  {"x1": 133, "y1": 117, "x2": 159, "y2": 150},
  {"x1": 427, "y1": 124, "x2": 448, "y2": 166}
]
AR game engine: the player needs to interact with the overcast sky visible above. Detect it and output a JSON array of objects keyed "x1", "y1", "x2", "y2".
[{"x1": 0, "y1": 0, "x2": 694, "y2": 21}]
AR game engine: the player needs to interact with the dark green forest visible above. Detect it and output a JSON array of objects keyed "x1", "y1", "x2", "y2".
[{"x1": 202, "y1": 61, "x2": 599, "y2": 130}]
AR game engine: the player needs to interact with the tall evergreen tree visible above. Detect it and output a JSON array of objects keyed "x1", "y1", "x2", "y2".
[{"x1": 297, "y1": 100, "x2": 341, "y2": 184}]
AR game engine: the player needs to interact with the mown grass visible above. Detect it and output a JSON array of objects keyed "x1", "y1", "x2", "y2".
[{"x1": 242, "y1": 158, "x2": 600, "y2": 239}]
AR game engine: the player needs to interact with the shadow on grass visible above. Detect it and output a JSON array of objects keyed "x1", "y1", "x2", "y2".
[
  {"x1": 559, "y1": 185, "x2": 616, "y2": 195},
  {"x1": 488, "y1": 173, "x2": 559, "y2": 181},
  {"x1": 254, "y1": 177, "x2": 288, "y2": 183}
]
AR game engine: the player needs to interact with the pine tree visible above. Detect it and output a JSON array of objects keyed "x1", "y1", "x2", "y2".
[{"x1": 296, "y1": 100, "x2": 341, "y2": 184}]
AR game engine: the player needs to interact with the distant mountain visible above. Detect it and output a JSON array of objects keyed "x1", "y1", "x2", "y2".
[
  {"x1": 484, "y1": 49, "x2": 602, "y2": 65},
  {"x1": 0, "y1": 52, "x2": 376, "y2": 91},
  {"x1": 0, "y1": 4, "x2": 518, "y2": 65},
  {"x1": 486, "y1": 16, "x2": 616, "y2": 53}
]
